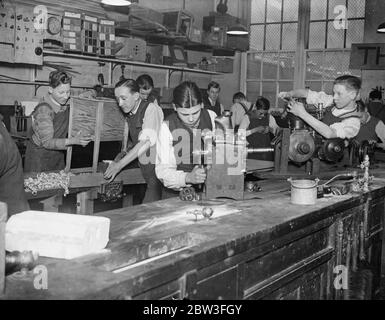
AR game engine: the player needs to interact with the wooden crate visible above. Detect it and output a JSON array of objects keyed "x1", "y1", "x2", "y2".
[
  {"x1": 0, "y1": 202, "x2": 6, "y2": 296},
  {"x1": 66, "y1": 97, "x2": 126, "y2": 173}
]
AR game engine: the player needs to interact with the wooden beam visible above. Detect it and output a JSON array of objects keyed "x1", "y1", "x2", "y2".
[{"x1": 0, "y1": 202, "x2": 7, "y2": 296}]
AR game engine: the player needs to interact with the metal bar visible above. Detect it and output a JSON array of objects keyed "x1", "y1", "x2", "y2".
[{"x1": 43, "y1": 50, "x2": 222, "y2": 75}]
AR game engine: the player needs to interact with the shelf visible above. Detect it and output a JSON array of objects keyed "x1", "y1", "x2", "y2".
[
  {"x1": 0, "y1": 79, "x2": 93, "y2": 90},
  {"x1": 115, "y1": 26, "x2": 236, "y2": 56},
  {"x1": 43, "y1": 50, "x2": 223, "y2": 75}
]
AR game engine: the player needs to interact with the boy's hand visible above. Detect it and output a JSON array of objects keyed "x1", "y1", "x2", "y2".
[{"x1": 287, "y1": 101, "x2": 307, "y2": 118}]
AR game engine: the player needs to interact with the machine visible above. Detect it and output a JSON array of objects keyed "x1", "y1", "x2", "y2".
[
  {"x1": 273, "y1": 99, "x2": 374, "y2": 176},
  {"x1": 180, "y1": 111, "x2": 274, "y2": 201}
]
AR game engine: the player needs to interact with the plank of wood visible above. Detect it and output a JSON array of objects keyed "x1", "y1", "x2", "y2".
[{"x1": 0, "y1": 202, "x2": 6, "y2": 296}]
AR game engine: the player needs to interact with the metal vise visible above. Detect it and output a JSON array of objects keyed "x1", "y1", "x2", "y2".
[{"x1": 192, "y1": 118, "x2": 274, "y2": 200}]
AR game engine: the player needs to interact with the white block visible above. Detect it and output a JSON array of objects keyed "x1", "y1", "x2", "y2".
[{"x1": 6, "y1": 211, "x2": 110, "y2": 260}]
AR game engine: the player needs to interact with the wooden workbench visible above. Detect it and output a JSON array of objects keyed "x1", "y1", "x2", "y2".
[{"x1": 4, "y1": 178, "x2": 385, "y2": 300}]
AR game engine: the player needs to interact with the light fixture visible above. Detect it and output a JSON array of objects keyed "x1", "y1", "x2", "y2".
[
  {"x1": 377, "y1": 22, "x2": 385, "y2": 33},
  {"x1": 227, "y1": 21, "x2": 249, "y2": 35},
  {"x1": 226, "y1": 0, "x2": 249, "y2": 36},
  {"x1": 101, "y1": 0, "x2": 131, "y2": 6}
]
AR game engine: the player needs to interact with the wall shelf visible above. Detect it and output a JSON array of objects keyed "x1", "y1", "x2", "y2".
[{"x1": 43, "y1": 50, "x2": 222, "y2": 76}]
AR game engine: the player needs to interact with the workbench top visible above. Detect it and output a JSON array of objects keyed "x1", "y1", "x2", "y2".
[{"x1": 4, "y1": 177, "x2": 385, "y2": 300}]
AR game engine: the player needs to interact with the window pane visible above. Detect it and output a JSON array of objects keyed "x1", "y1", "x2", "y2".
[
  {"x1": 251, "y1": 0, "x2": 266, "y2": 23},
  {"x1": 265, "y1": 24, "x2": 281, "y2": 50},
  {"x1": 266, "y1": 0, "x2": 282, "y2": 23},
  {"x1": 279, "y1": 52, "x2": 295, "y2": 79},
  {"x1": 306, "y1": 52, "x2": 324, "y2": 80},
  {"x1": 346, "y1": 19, "x2": 364, "y2": 48},
  {"x1": 282, "y1": 23, "x2": 298, "y2": 50},
  {"x1": 309, "y1": 22, "x2": 326, "y2": 49},
  {"x1": 328, "y1": 0, "x2": 347, "y2": 20},
  {"x1": 347, "y1": 0, "x2": 365, "y2": 18},
  {"x1": 305, "y1": 81, "x2": 322, "y2": 92},
  {"x1": 246, "y1": 81, "x2": 261, "y2": 103},
  {"x1": 247, "y1": 53, "x2": 263, "y2": 79},
  {"x1": 310, "y1": 0, "x2": 327, "y2": 20},
  {"x1": 283, "y1": 0, "x2": 298, "y2": 21},
  {"x1": 250, "y1": 25, "x2": 265, "y2": 50},
  {"x1": 323, "y1": 51, "x2": 351, "y2": 79},
  {"x1": 263, "y1": 53, "x2": 279, "y2": 79},
  {"x1": 278, "y1": 81, "x2": 293, "y2": 108},
  {"x1": 327, "y1": 21, "x2": 345, "y2": 48},
  {"x1": 262, "y1": 82, "x2": 277, "y2": 108}
]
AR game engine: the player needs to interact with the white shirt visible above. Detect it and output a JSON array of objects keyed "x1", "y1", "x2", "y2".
[
  {"x1": 238, "y1": 114, "x2": 279, "y2": 135},
  {"x1": 132, "y1": 100, "x2": 164, "y2": 147},
  {"x1": 155, "y1": 110, "x2": 217, "y2": 190},
  {"x1": 307, "y1": 90, "x2": 360, "y2": 139},
  {"x1": 230, "y1": 101, "x2": 252, "y2": 128}
]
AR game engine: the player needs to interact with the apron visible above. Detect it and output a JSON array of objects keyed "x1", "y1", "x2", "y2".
[
  {"x1": 24, "y1": 107, "x2": 69, "y2": 173},
  {"x1": 123, "y1": 100, "x2": 162, "y2": 203},
  {"x1": 247, "y1": 114, "x2": 274, "y2": 161},
  {"x1": 0, "y1": 123, "x2": 30, "y2": 216}
]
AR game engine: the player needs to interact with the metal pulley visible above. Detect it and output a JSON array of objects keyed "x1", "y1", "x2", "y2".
[
  {"x1": 318, "y1": 138, "x2": 345, "y2": 163},
  {"x1": 288, "y1": 130, "x2": 316, "y2": 163}
]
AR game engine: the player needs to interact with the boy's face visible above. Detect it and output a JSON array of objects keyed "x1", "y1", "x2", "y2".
[
  {"x1": 49, "y1": 83, "x2": 71, "y2": 106},
  {"x1": 115, "y1": 86, "x2": 140, "y2": 114},
  {"x1": 208, "y1": 87, "x2": 220, "y2": 102},
  {"x1": 139, "y1": 87, "x2": 152, "y2": 101},
  {"x1": 175, "y1": 104, "x2": 202, "y2": 129},
  {"x1": 333, "y1": 84, "x2": 357, "y2": 109}
]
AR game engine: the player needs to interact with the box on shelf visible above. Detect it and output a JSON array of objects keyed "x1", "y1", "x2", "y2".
[
  {"x1": 162, "y1": 10, "x2": 194, "y2": 37},
  {"x1": 203, "y1": 12, "x2": 249, "y2": 51},
  {"x1": 82, "y1": 15, "x2": 99, "y2": 55},
  {"x1": 99, "y1": 19, "x2": 115, "y2": 57},
  {"x1": 115, "y1": 37, "x2": 147, "y2": 62},
  {"x1": 207, "y1": 57, "x2": 234, "y2": 73},
  {"x1": 189, "y1": 26, "x2": 202, "y2": 43},
  {"x1": 62, "y1": 11, "x2": 82, "y2": 53},
  {"x1": 202, "y1": 26, "x2": 227, "y2": 47}
]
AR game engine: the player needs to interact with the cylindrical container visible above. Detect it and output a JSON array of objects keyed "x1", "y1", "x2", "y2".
[{"x1": 288, "y1": 178, "x2": 319, "y2": 205}]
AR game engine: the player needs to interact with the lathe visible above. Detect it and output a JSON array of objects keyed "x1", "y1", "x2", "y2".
[{"x1": 273, "y1": 99, "x2": 375, "y2": 176}]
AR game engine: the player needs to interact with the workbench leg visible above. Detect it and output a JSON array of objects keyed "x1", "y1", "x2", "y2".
[
  {"x1": 122, "y1": 193, "x2": 134, "y2": 207},
  {"x1": 0, "y1": 203, "x2": 6, "y2": 296},
  {"x1": 76, "y1": 191, "x2": 97, "y2": 215},
  {"x1": 40, "y1": 194, "x2": 63, "y2": 212}
]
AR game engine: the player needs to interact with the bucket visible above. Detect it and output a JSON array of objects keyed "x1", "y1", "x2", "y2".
[{"x1": 287, "y1": 178, "x2": 319, "y2": 205}]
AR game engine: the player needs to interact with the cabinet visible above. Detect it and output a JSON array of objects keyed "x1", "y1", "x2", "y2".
[{"x1": 135, "y1": 193, "x2": 384, "y2": 300}]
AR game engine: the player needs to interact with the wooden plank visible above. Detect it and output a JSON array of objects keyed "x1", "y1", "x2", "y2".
[
  {"x1": 65, "y1": 98, "x2": 75, "y2": 172},
  {"x1": 0, "y1": 202, "x2": 6, "y2": 296},
  {"x1": 93, "y1": 102, "x2": 104, "y2": 173}
]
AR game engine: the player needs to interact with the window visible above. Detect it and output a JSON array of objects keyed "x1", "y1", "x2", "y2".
[
  {"x1": 308, "y1": 0, "x2": 365, "y2": 49},
  {"x1": 250, "y1": 0, "x2": 299, "y2": 51},
  {"x1": 247, "y1": 0, "x2": 365, "y2": 106},
  {"x1": 247, "y1": 51, "x2": 295, "y2": 108}
]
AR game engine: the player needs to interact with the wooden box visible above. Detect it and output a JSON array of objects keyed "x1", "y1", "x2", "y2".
[
  {"x1": 66, "y1": 97, "x2": 126, "y2": 173},
  {"x1": 0, "y1": 202, "x2": 6, "y2": 295}
]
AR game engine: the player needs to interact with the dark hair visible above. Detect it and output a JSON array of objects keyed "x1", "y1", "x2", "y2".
[
  {"x1": 369, "y1": 89, "x2": 382, "y2": 100},
  {"x1": 115, "y1": 78, "x2": 139, "y2": 93},
  {"x1": 136, "y1": 74, "x2": 154, "y2": 90},
  {"x1": 356, "y1": 99, "x2": 367, "y2": 112},
  {"x1": 233, "y1": 92, "x2": 246, "y2": 102},
  {"x1": 207, "y1": 81, "x2": 220, "y2": 91},
  {"x1": 334, "y1": 75, "x2": 361, "y2": 93},
  {"x1": 49, "y1": 70, "x2": 71, "y2": 89},
  {"x1": 173, "y1": 81, "x2": 202, "y2": 109},
  {"x1": 255, "y1": 97, "x2": 270, "y2": 111}
]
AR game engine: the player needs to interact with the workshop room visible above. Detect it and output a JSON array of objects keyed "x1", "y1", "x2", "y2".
[{"x1": 1, "y1": 0, "x2": 385, "y2": 302}]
